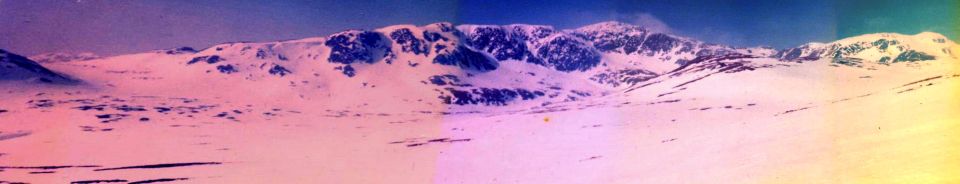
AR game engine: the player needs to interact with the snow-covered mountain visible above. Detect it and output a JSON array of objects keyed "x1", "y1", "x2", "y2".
[
  {"x1": 0, "y1": 49, "x2": 78, "y2": 84},
  {"x1": 775, "y1": 32, "x2": 958, "y2": 67}
]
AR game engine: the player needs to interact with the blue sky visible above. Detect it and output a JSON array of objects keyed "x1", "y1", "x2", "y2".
[{"x1": 0, "y1": 0, "x2": 956, "y2": 56}]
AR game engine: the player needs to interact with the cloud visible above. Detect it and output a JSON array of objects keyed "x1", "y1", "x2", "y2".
[{"x1": 617, "y1": 13, "x2": 672, "y2": 33}]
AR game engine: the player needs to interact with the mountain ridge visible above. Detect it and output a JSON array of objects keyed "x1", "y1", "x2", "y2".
[
  {"x1": 2, "y1": 21, "x2": 956, "y2": 107},
  {"x1": 87, "y1": 21, "x2": 955, "y2": 71}
]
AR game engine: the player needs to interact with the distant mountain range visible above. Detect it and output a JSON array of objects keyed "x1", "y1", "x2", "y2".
[
  {"x1": 774, "y1": 32, "x2": 955, "y2": 67},
  {"x1": 3, "y1": 21, "x2": 956, "y2": 106}
]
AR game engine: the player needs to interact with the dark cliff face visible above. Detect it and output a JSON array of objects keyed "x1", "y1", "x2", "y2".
[
  {"x1": 325, "y1": 30, "x2": 392, "y2": 65},
  {"x1": 535, "y1": 36, "x2": 602, "y2": 72},
  {"x1": 460, "y1": 26, "x2": 533, "y2": 61},
  {"x1": 433, "y1": 46, "x2": 499, "y2": 72},
  {"x1": 893, "y1": 50, "x2": 935, "y2": 63},
  {"x1": 437, "y1": 87, "x2": 545, "y2": 106},
  {"x1": 639, "y1": 33, "x2": 680, "y2": 56},
  {"x1": 323, "y1": 30, "x2": 394, "y2": 77},
  {"x1": 389, "y1": 28, "x2": 430, "y2": 56}
]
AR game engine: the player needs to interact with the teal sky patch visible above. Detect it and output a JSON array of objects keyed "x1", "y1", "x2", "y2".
[{"x1": 837, "y1": 0, "x2": 958, "y2": 41}]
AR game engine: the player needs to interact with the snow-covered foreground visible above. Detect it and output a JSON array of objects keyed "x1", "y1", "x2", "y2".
[{"x1": 1, "y1": 59, "x2": 958, "y2": 183}]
